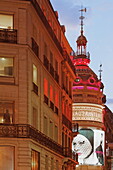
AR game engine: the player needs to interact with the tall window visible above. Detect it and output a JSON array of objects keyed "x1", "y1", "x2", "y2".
[
  {"x1": 0, "y1": 57, "x2": 13, "y2": 77},
  {"x1": 54, "y1": 125, "x2": 58, "y2": 142},
  {"x1": 32, "y1": 107, "x2": 38, "y2": 128},
  {"x1": 51, "y1": 158, "x2": 54, "y2": 170},
  {"x1": 33, "y1": 64, "x2": 38, "y2": 85},
  {"x1": 50, "y1": 51, "x2": 53, "y2": 65},
  {"x1": 50, "y1": 85, "x2": 53, "y2": 102},
  {"x1": 0, "y1": 14, "x2": 13, "y2": 29},
  {"x1": 44, "y1": 116, "x2": 48, "y2": 135},
  {"x1": 0, "y1": 146, "x2": 14, "y2": 169},
  {"x1": 49, "y1": 120, "x2": 53, "y2": 138},
  {"x1": 44, "y1": 42, "x2": 47, "y2": 56},
  {"x1": 45, "y1": 155, "x2": 48, "y2": 170},
  {"x1": 32, "y1": 150, "x2": 40, "y2": 170},
  {"x1": 55, "y1": 59, "x2": 58, "y2": 73},
  {"x1": 44, "y1": 78, "x2": 48, "y2": 104},
  {"x1": 0, "y1": 102, "x2": 14, "y2": 124}
]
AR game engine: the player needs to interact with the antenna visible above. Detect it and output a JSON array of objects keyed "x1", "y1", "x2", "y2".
[
  {"x1": 79, "y1": 7, "x2": 87, "y2": 35},
  {"x1": 98, "y1": 64, "x2": 102, "y2": 81}
]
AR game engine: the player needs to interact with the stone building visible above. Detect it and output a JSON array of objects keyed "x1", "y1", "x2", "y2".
[{"x1": 0, "y1": 0, "x2": 78, "y2": 169}]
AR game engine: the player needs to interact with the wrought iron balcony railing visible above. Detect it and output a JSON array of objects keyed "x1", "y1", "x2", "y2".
[
  {"x1": 0, "y1": 123, "x2": 78, "y2": 161},
  {"x1": 0, "y1": 123, "x2": 63, "y2": 155},
  {"x1": 0, "y1": 29, "x2": 17, "y2": 43}
]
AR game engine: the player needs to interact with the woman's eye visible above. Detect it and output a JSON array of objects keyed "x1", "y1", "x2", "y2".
[
  {"x1": 73, "y1": 142, "x2": 76, "y2": 145},
  {"x1": 79, "y1": 141, "x2": 85, "y2": 145}
]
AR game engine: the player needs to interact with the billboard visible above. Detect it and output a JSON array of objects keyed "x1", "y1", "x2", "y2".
[{"x1": 72, "y1": 128, "x2": 104, "y2": 165}]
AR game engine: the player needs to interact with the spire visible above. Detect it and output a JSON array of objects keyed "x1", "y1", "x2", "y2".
[
  {"x1": 99, "y1": 64, "x2": 103, "y2": 81},
  {"x1": 79, "y1": 7, "x2": 86, "y2": 35}
]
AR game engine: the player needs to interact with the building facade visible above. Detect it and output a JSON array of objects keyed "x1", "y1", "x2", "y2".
[
  {"x1": 71, "y1": 10, "x2": 106, "y2": 170},
  {"x1": 0, "y1": 0, "x2": 78, "y2": 169}
]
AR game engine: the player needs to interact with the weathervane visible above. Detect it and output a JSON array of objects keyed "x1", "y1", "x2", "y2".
[
  {"x1": 79, "y1": 7, "x2": 87, "y2": 35},
  {"x1": 98, "y1": 64, "x2": 103, "y2": 81}
]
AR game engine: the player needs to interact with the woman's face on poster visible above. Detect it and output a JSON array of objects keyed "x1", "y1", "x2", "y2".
[{"x1": 73, "y1": 134, "x2": 92, "y2": 159}]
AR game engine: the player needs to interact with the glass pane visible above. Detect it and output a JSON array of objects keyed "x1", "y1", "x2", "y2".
[
  {"x1": 0, "y1": 14, "x2": 13, "y2": 29},
  {"x1": 33, "y1": 64, "x2": 38, "y2": 85},
  {"x1": 0, "y1": 57, "x2": 13, "y2": 77},
  {"x1": 0, "y1": 146, "x2": 14, "y2": 170},
  {"x1": 32, "y1": 150, "x2": 40, "y2": 170},
  {"x1": 0, "y1": 102, "x2": 14, "y2": 123}
]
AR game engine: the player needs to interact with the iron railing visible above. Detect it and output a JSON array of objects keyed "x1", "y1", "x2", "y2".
[
  {"x1": 0, "y1": 29, "x2": 17, "y2": 43},
  {"x1": 0, "y1": 123, "x2": 63, "y2": 155}
]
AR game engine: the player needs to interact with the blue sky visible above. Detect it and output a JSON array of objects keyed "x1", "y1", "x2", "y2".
[{"x1": 50, "y1": 0, "x2": 113, "y2": 111}]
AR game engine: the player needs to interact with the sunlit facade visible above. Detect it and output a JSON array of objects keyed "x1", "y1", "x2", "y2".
[{"x1": 0, "y1": 0, "x2": 78, "y2": 169}]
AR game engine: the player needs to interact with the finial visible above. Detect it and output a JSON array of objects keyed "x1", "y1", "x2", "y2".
[
  {"x1": 79, "y1": 7, "x2": 86, "y2": 35},
  {"x1": 98, "y1": 64, "x2": 102, "y2": 81}
]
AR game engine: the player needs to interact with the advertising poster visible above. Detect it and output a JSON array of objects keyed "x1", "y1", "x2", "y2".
[{"x1": 72, "y1": 128, "x2": 104, "y2": 165}]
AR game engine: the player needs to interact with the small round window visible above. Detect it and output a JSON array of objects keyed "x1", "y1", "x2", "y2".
[{"x1": 89, "y1": 78, "x2": 95, "y2": 84}]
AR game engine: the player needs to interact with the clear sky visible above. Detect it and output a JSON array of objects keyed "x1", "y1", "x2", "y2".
[{"x1": 50, "y1": 0, "x2": 113, "y2": 111}]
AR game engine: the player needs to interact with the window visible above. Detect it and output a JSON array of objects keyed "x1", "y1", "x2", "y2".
[
  {"x1": 33, "y1": 64, "x2": 38, "y2": 95},
  {"x1": 44, "y1": 78, "x2": 48, "y2": 104},
  {"x1": 0, "y1": 57, "x2": 13, "y2": 77},
  {"x1": 0, "y1": 102, "x2": 14, "y2": 124},
  {"x1": 56, "y1": 160, "x2": 59, "y2": 170},
  {"x1": 50, "y1": 51, "x2": 53, "y2": 65},
  {"x1": 55, "y1": 91, "x2": 59, "y2": 114},
  {"x1": 51, "y1": 158, "x2": 54, "y2": 170},
  {"x1": 55, "y1": 59, "x2": 58, "y2": 73},
  {"x1": 0, "y1": 146, "x2": 14, "y2": 169},
  {"x1": 49, "y1": 120, "x2": 53, "y2": 138},
  {"x1": 32, "y1": 107, "x2": 38, "y2": 128},
  {"x1": 0, "y1": 14, "x2": 13, "y2": 29},
  {"x1": 44, "y1": 116, "x2": 48, "y2": 135},
  {"x1": 44, "y1": 42, "x2": 47, "y2": 56},
  {"x1": 33, "y1": 64, "x2": 38, "y2": 85},
  {"x1": 32, "y1": 150, "x2": 40, "y2": 170},
  {"x1": 54, "y1": 125, "x2": 58, "y2": 142},
  {"x1": 50, "y1": 85, "x2": 54, "y2": 110},
  {"x1": 45, "y1": 155, "x2": 48, "y2": 170}
]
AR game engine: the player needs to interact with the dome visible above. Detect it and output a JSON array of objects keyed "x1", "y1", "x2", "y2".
[{"x1": 76, "y1": 34, "x2": 87, "y2": 46}]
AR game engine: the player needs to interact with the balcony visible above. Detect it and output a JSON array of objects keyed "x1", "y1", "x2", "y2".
[
  {"x1": 43, "y1": 55, "x2": 49, "y2": 70},
  {"x1": 0, "y1": 123, "x2": 63, "y2": 155},
  {"x1": 33, "y1": 82, "x2": 38, "y2": 95},
  {"x1": 0, "y1": 29, "x2": 17, "y2": 44}
]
